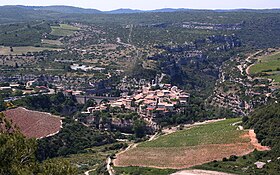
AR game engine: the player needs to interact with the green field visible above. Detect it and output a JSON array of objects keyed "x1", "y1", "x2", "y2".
[
  {"x1": 50, "y1": 24, "x2": 80, "y2": 36},
  {"x1": 41, "y1": 39, "x2": 63, "y2": 46},
  {"x1": 140, "y1": 118, "x2": 247, "y2": 148},
  {"x1": 0, "y1": 46, "x2": 61, "y2": 55},
  {"x1": 266, "y1": 74, "x2": 280, "y2": 82},
  {"x1": 249, "y1": 52, "x2": 280, "y2": 82},
  {"x1": 115, "y1": 119, "x2": 253, "y2": 169}
]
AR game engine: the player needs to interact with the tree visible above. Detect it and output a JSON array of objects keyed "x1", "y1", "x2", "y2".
[
  {"x1": 0, "y1": 131, "x2": 37, "y2": 175},
  {"x1": 14, "y1": 90, "x2": 23, "y2": 96},
  {"x1": 15, "y1": 62, "x2": 19, "y2": 68},
  {"x1": 131, "y1": 98, "x2": 137, "y2": 107},
  {"x1": 242, "y1": 116, "x2": 249, "y2": 123},
  {"x1": 52, "y1": 92, "x2": 66, "y2": 105},
  {"x1": 38, "y1": 159, "x2": 78, "y2": 175},
  {"x1": 0, "y1": 98, "x2": 5, "y2": 112},
  {"x1": 0, "y1": 112, "x2": 37, "y2": 175},
  {"x1": 121, "y1": 104, "x2": 126, "y2": 111},
  {"x1": 100, "y1": 99, "x2": 109, "y2": 105},
  {"x1": 0, "y1": 113, "x2": 77, "y2": 175},
  {"x1": 83, "y1": 98, "x2": 97, "y2": 110},
  {"x1": 133, "y1": 120, "x2": 146, "y2": 138}
]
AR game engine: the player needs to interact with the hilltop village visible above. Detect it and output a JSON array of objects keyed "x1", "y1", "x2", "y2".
[
  {"x1": 84, "y1": 83, "x2": 189, "y2": 123},
  {"x1": 0, "y1": 73, "x2": 190, "y2": 130}
]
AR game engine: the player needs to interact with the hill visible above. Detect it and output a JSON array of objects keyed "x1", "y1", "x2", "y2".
[
  {"x1": 194, "y1": 102, "x2": 280, "y2": 175},
  {"x1": 3, "y1": 107, "x2": 62, "y2": 139},
  {"x1": 0, "y1": 5, "x2": 280, "y2": 17},
  {"x1": 114, "y1": 119, "x2": 264, "y2": 169},
  {"x1": 0, "y1": 5, "x2": 62, "y2": 23},
  {"x1": 106, "y1": 8, "x2": 142, "y2": 14},
  {"x1": 32, "y1": 5, "x2": 102, "y2": 14},
  {"x1": 151, "y1": 8, "x2": 192, "y2": 13},
  {"x1": 249, "y1": 50, "x2": 280, "y2": 83}
]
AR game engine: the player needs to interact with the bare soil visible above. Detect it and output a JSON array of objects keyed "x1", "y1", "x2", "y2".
[
  {"x1": 114, "y1": 129, "x2": 268, "y2": 169},
  {"x1": 3, "y1": 107, "x2": 62, "y2": 139},
  {"x1": 114, "y1": 142, "x2": 254, "y2": 169},
  {"x1": 248, "y1": 129, "x2": 270, "y2": 151}
]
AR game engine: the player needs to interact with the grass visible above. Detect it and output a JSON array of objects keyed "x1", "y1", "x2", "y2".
[
  {"x1": 250, "y1": 60, "x2": 280, "y2": 74},
  {"x1": 140, "y1": 118, "x2": 247, "y2": 147},
  {"x1": 249, "y1": 52, "x2": 280, "y2": 82},
  {"x1": 0, "y1": 46, "x2": 61, "y2": 55},
  {"x1": 50, "y1": 24, "x2": 80, "y2": 36},
  {"x1": 52, "y1": 143, "x2": 120, "y2": 175},
  {"x1": 54, "y1": 152, "x2": 103, "y2": 174},
  {"x1": 59, "y1": 24, "x2": 80, "y2": 30},
  {"x1": 114, "y1": 166, "x2": 177, "y2": 175},
  {"x1": 266, "y1": 74, "x2": 280, "y2": 82},
  {"x1": 115, "y1": 118, "x2": 253, "y2": 169},
  {"x1": 41, "y1": 39, "x2": 63, "y2": 46}
]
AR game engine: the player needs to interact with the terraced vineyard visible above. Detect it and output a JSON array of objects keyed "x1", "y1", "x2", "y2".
[{"x1": 114, "y1": 119, "x2": 255, "y2": 169}]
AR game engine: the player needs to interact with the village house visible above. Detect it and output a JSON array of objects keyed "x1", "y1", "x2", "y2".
[{"x1": 94, "y1": 84, "x2": 190, "y2": 120}]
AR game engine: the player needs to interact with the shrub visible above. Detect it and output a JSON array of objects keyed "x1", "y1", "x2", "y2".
[{"x1": 229, "y1": 155, "x2": 238, "y2": 161}]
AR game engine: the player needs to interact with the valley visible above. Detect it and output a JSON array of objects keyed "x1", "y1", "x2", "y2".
[{"x1": 0, "y1": 4, "x2": 280, "y2": 175}]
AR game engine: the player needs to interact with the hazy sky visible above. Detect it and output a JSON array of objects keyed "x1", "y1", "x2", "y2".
[{"x1": 1, "y1": 0, "x2": 280, "y2": 11}]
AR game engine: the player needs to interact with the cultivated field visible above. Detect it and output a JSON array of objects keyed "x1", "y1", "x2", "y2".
[
  {"x1": 50, "y1": 24, "x2": 80, "y2": 36},
  {"x1": 0, "y1": 46, "x2": 61, "y2": 55},
  {"x1": 249, "y1": 51, "x2": 280, "y2": 82},
  {"x1": 3, "y1": 107, "x2": 62, "y2": 139},
  {"x1": 41, "y1": 39, "x2": 63, "y2": 46},
  {"x1": 114, "y1": 119, "x2": 256, "y2": 169}
]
